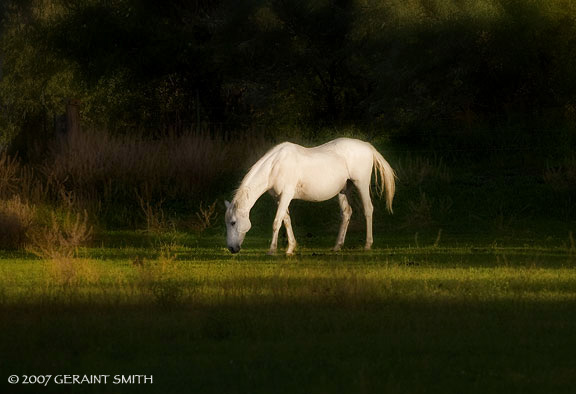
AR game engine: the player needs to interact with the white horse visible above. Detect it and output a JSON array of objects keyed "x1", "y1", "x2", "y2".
[{"x1": 225, "y1": 138, "x2": 396, "y2": 255}]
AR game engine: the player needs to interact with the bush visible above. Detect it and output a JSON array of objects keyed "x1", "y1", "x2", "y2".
[
  {"x1": 27, "y1": 210, "x2": 93, "y2": 260},
  {"x1": 0, "y1": 196, "x2": 35, "y2": 249}
]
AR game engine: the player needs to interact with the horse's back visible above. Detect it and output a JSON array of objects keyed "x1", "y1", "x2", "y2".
[
  {"x1": 317, "y1": 138, "x2": 375, "y2": 177},
  {"x1": 271, "y1": 138, "x2": 375, "y2": 178}
]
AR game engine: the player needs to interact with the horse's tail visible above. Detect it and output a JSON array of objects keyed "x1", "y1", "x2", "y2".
[{"x1": 371, "y1": 145, "x2": 396, "y2": 214}]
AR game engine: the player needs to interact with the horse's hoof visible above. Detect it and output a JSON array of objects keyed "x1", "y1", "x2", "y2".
[
  {"x1": 267, "y1": 250, "x2": 277, "y2": 256},
  {"x1": 332, "y1": 245, "x2": 342, "y2": 252}
]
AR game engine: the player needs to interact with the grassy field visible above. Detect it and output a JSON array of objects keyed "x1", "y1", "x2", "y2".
[{"x1": 1, "y1": 230, "x2": 575, "y2": 394}]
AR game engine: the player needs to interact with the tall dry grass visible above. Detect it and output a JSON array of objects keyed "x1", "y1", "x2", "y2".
[
  {"x1": 0, "y1": 152, "x2": 48, "y2": 204},
  {"x1": 1, "y1": 128, "x2": 273, "y2": 235},
  {"x1": 39, "y1": 129, "x2": 272, "y2": 227},
  {"x1": 395, "y1": 154, "x2": 452, "y2": 187},
  {"x1": 0, "y1": 153, "x2": 20, "y2": 198},
  {"x1": 46, "y1": 130, "x2": 253, "y2": 202}
]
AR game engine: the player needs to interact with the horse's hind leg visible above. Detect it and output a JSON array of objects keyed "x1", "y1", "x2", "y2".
[
  {"x1": 333, "y1": 191, "x2": 352, "y2": 251},
  {"x1": 353, "y1": 180, "x2": 374, "y2": 250},
  {"x1": 283, "y1": 209, "x2": 297, "y2": 255}
]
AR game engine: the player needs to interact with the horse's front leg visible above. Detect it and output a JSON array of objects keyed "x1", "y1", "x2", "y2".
[{"x1": 268, "y1": 191, "x2": 294, "y2": 255}]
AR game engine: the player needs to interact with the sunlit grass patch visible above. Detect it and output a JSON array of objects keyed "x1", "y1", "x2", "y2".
[{"x1": 1, "y1": 237, "x2": 574, "y2": 306}]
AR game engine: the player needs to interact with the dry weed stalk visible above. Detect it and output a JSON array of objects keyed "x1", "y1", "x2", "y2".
[
  {"x1": 136, "y1": 192, "x2": 168, "y2": 232},
  {"x1": 433, "y1": 228, "x2": 443, "y2": 248},
  {"x1": 192, "y1": 200, "x2": 219, "y2": 233}
]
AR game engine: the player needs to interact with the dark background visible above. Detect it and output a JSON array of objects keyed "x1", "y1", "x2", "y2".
[{"x1": 3, "y1": 1, "x2": 576, "y2": 146}]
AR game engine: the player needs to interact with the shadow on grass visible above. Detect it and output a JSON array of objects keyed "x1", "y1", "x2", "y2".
[{"x1": 1, "y1": 298, "x2": 576, "y2": 394}]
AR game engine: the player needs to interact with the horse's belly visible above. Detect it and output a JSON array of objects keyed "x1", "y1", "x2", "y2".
[
  {"x1": 294, "y1": 166, "x2": 348, "y2": 202},
  {"x1": 271, "y1": 149, "x2": 350, "y2": 202}
]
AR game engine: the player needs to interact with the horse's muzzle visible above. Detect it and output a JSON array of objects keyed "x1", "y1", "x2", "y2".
[{"x1": 228, "y1": 245, "x2": 241, "y2": 254}]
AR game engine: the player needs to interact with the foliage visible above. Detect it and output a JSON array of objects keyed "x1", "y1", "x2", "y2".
[
  {"x1": 2, "y1": 1, "x2": 576, "y2": 149},
  {"x1": 0, "y1": 1, "x2": 84, "y2": 156}
]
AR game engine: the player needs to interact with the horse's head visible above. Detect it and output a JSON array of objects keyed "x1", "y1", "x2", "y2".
[{"x1": 225, "y1": 200, "x2": 252, "y2": 253}]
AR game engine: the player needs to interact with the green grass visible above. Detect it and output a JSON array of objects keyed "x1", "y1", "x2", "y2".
[{"x1": 1, "y1": 232, "x2": 576, "y2": 394}]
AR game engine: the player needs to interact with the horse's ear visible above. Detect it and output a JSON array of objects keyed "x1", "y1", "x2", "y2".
[{"x1": 224, "y1": 200, "x2": 231, "y2": 209}]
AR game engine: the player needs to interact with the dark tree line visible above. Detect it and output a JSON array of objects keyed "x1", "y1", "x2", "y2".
[{"x1": 2, "y1": 0, "x2": 576, "y2": 153}]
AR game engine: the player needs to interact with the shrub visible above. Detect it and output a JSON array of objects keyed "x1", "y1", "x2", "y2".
[
  {"x1": 27, "y1": 210, "x2": 93, "y2": 259},
  {"x1": 0, "y1": 196, "x2": 35, "y2": 249}
]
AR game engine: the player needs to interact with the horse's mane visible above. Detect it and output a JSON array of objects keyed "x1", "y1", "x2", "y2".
[
  {"x1": 231, "y1": 142, "x2": 293, "y2": 208},
  {"x1": 231, "y1": 187, "x2": 250, "y2": 208}
]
